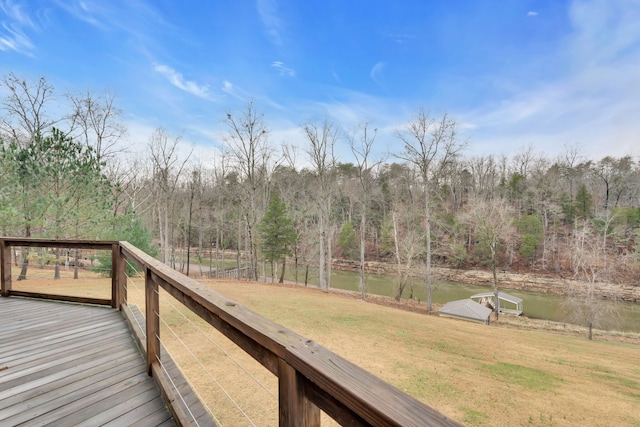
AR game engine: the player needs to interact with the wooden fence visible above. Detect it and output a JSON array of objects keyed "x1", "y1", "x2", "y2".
[{"x1": 0, "y1": 237, "x2": 460, "y2": 427}]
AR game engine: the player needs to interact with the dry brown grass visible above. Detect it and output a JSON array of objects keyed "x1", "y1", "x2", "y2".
[
  {"x1": 197, "y1": 280, "x2": 640, "y2": 427},
  {"x1": 8, "y1": 265, "x2": 112, "y2": 299},
  {"x1": 10, "y1": 268, "x2": 640, "y2": 426}
]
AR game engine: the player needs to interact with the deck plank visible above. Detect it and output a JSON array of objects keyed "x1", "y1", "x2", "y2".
[{"x1": 0, "y1": 297, "x2": 176, "y2": 426}]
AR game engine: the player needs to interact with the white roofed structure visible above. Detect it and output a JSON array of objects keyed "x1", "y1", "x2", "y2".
[
  {"x1": 470, "y1": 291, "x2": 523, "y2": 316},
  {"x1": 438, "y1": 299, "x2": 493, "y2": 324}
]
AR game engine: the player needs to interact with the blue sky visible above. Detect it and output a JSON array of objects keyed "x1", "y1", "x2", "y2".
[{"x1": 1, "y1": 0, "x2": 639, "y2": 163}]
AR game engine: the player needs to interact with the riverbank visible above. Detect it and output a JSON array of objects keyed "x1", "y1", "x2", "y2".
[
  {"x1": 332, "y1": 259, "x2": 640, "y2": 303},
  {"x1": 227, "y1": 279, "x2": 640, "y2": 346}
]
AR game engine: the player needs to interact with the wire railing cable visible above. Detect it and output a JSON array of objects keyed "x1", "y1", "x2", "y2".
[
  {"x1": 125, "y1": 265, "x2": 237, "y2": 425},
  {"x1": 159, "y1": 289, "x2": 277, "y2": 401},
  {"x1": 123, "y1": 271, "x2": 147, "y2": 338},
  {"x1": 152, "y1": 334, "x2": 211, "y2": 427},
  {"x1": 158, "y1": 310, "x2": 257, "y2": 427}
]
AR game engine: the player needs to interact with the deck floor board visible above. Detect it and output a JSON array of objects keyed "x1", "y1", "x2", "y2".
[{"x1": 0, "y1": 297, "x2": 177, "y2": 426}]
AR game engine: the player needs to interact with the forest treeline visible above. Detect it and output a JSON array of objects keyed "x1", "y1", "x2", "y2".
[{"x1": 1, "y1": 73, "x2": 639, "y2": 302}]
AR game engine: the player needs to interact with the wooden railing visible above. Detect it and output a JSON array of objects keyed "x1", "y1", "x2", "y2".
[{"x1": 0, "y1": 238, "x2": 461, "y2": 427}]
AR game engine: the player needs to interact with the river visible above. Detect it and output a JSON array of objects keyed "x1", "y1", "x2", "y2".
[{"x1": 296, "y1": 269, "x2": 640, "y2": 333}]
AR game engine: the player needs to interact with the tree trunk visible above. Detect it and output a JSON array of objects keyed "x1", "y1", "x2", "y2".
[
  {"x1": 73, "y1": 249, "x2": 79, "y2": 279},
  {"x1": 186, "y1": 190, "x2": 193, "y2": 277},
  {"x1": 279, "y1": 257, "x2": 286, "y2": 283},
  {"x1": 395, "y1": 274, "x2": 408, "y2": 301},
  {"x1": 326, "y1": 224, "x2": 333, "y2": 292},
  {"x1": 237, "y1": 216, "x2": 242, "y2": 279},
  {"x1": 359, "y1": 210, "x2": 366, "y2": 299},
  {"x1": 17, "y1": 254, "x2": 29, "y2": 281},
  {"x1": 163, "y1": 205, "x2": 170, "y2": 264},
  {"x1": 17, "y1": 225, "x2": 31, "y2": 280},
  {"x1": 425, "y1": 187, "x2": 432, "y2": 312},
  {"x1": 492, "y1": 241, "x2": 499, "y2": 320},
  {"x1": 392, "y1": 211, "x2": 404, "y2": 302},
  {"x1": 294, "y1": 243, "x2": 299, "y2": 284},
  {"x1": 319, "y1": 215, "x2": 326, "y2": 291},
  {"x1": 221, "y1": 230, "x2": 225, "y2": 278}
]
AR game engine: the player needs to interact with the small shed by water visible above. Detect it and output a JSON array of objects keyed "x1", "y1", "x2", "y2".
[
  {"x1": 439, "y1": 299, "x2": 493, "y2": 325},
  {"x1": 470, "y1": 291, "x2": 523, "y2": 316}
]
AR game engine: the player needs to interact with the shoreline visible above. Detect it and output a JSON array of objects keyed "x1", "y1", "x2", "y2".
[
  {"x1": 234, "y1": 278, "x2": 640, "y2": 346},
  {"x1": 331, "y1": 259, "x2": 640, "y2": 303}
]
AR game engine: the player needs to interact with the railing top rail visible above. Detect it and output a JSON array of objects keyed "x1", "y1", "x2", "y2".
[
  {"x1": 0, "y1": 237, "x2": 117, "y2": 250},
  {"x1": 119, "y1": 240, "x2": 459, "y2": 426}
]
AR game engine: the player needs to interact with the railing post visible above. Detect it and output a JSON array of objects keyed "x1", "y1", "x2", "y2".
[
  {"x1": 111, "y1": 243, "x2": 126, "y2": 309},
  {"x1": 1, "y1": 240, "x2": 10, "y2": 297},
  {"x1": 145, "y1": 267, "x2": 161, "y2": 376},
  {"x1": 278, "y1": 358, "x2": 320, "y2": 427}
]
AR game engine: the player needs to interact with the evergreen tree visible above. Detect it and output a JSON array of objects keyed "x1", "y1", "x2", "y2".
[
  {"x1": 95, "y1": 212, "x2": 158, "y2": 276},
  {"x1": 0, "y1": 128, "x2": 114, "y2": 279},
  {"x1": 338, "y1": 221, "x2": 358, "y2": 259},
  {"x1": 575, "y1": 184, "x2": 593, "y2": 219},
  {"x1": 259, "y1": 193, "x2": 297, "y2": 282},
  {"x1": 515, "y1": 214, "x2": 543, "y2": 267}
]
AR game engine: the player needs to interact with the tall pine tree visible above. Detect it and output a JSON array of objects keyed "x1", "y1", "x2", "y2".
[{"x1": 259, "y1": 193, "x2": 297, "y2": 282}]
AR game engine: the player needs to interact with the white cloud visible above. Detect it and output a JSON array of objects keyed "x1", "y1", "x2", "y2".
[
  {"x1": 527, "y1": 11, "x2": 538, "y2": 17},
  {"x1": 0, "y1": 22, "x2": 32, "y2": 53},
  {"x1": 0, "y1": 1, "x2": 36, "y2": 54},
  {"x1": 0, "y1": 0, "x2": 35, "y2": 27},
  {"x1": 331, "y1": 67, "x2": 341, "y2": 83},
  {"x1": 460, "y1": 0, "x2": 640, "y2": 159},
  {"x1": 271, "y1": 61, "x2": 295, "y2": 77},
  {"x1": 154, "y1": 64, "x2": 213, "y2": 100},
  {"x1": 221, "y1": 79, "x2": 246, "y2": 101},
  {"x1": 52, "y1": 0, "x2": 107, "y2": 29},
  {"x1": 222, "y1": 80, "x2": 233, "y2": 93},
  {"x1": 256, "y1": 0, "x2": 282, "y2": 46},
  {"x1": 370, "y1": 61, "x2": 387, "y2": 89}
]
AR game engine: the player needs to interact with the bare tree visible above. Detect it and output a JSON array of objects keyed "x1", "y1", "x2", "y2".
[
  {"x1": 223, "y1": 101, "x2": 271, "y2": 281},
  {"x1": 396, "y1": 109, "x2": 466, "y2": 311},
  {"x1": 148, "y1": 128, "x2": 192, "y2": 265},
  {"x1": 0, "y1": 72, "x2": 57, "y2": 146},
  {"x1": 390, "y1": 198, "x2": 423, "y2": 301},
  {"x1": 467, "y1": 195, "x2": 516, "y2": 319},
  {"x1": 350, "y1": 121, "x2": 383, "y2": 299},
  {"x1": 67, "y1": 89, "x2": 127, "y2": 161},
  {"x1": 565, "y1": 220, "x2": 619, "y2": 339},
  {"x1": 107, "y1": 156, "x2": 153, "y2": 218},
  {"x1": 184, "y1": 164, "x2": 204, "y2": 277},
  {"x1": 303, "y1": 119, "x2": 338, "y2": 292},
  {"x1": 278, "y1": 146, "x2": 314, "y2": 285}
]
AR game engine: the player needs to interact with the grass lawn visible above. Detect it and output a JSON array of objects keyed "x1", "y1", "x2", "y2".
[
  {"x1": 9, "y1": 268, "x2": 640, "y2": 426},
  {"x1": 199, "y1": 280, "x2": 640, "y2": 427}
]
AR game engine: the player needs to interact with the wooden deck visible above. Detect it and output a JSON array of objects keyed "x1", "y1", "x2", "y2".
[
  {"x1": 1, "y1": 238, "x2": 461, "y2": 427},
  {"x1": 0, "y1": 297, "x2": 176, "y2": 426}
]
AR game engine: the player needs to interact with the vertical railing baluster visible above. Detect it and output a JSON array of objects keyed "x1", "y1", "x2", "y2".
[
  {"x1": 111, "y1": 243, "x2": 119, "y2": 308},
  {"x1": 278, "y1": 358, "x2": 321, "y2": 427},
  {"x1": 0, "y1": 240, "x2": 10, "y2": 297},
  {"x1": 145, "y1": 267, "x2": 160, "y2": 376},
  {"x1": 111, "y1": 243, "x2": 127, "y2": 309}
]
